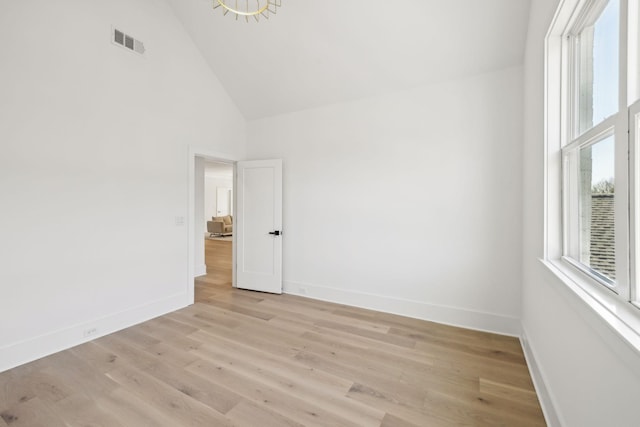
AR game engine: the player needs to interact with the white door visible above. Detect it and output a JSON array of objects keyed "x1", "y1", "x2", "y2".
[
  {"x1": 236, "y1": 159, "x2": 283, "y2": 294},
  {"x1": 216, "y1": 187, "x2": 231, "y2": 216}
]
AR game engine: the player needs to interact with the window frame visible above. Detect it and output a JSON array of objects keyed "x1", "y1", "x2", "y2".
[
  {"x1": 545, "y1": 0, "x2": 640, "y2": 351},
  {"x1": 630, "y1": 98, "x2": 640, "y2": 305},
  {"x1": 562, "y1": 0, "x2": 629, "y2": 296},
  {"x1": 561, "y1": 122, "x2": 620, "y2": 290}
]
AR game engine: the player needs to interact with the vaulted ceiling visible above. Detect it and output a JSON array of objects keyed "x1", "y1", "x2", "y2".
[{"x1": 166, "y1": 0, "x2": 531, "y2": 120}]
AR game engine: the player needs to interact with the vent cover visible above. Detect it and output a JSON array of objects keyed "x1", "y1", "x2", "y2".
[{"x1": 112, "y1": 28, "x2": 145, "y2": 55}]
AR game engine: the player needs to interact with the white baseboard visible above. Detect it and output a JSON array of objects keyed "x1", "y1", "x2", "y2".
[
  {"x1": 0, "y1": 293, "x2": 188, "y2": 373},
  {"x1": 194, "y1": 264, "x2": 207, "y2": 277},
  {"x1": 520, "y1": 327, "x2": 563, "y2": 427},
  {"x1": 283, "y1": 280, "x2": 521, "y2": 337}
]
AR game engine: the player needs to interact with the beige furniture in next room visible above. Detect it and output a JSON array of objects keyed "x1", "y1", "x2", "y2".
[{"x1": 207, "y1": 215, "x2": 232, "y2": 236}]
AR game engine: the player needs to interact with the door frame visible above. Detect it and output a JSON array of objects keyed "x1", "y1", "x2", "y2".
[{"x1": 187, "y1": 146, "x2": 239, "y2": 305}]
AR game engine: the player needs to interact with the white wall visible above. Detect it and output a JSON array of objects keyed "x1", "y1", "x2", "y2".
[
  {"x1": 247, "y1": 66, "x2": 524, "y2": 335},
  {"x1": 0, "y1": 0, "x2": 245, "y2": 372},
  {"x1": 522, "y1": 1, "x2": 640, "y2": 425}
]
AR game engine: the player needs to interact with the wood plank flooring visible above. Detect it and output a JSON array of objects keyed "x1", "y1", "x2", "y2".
[{"x1": 0, "y1": 239, "x2": 546, "y2": 426}]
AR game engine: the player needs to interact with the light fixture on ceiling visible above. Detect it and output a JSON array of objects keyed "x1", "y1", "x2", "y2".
[{"x1": 213, "y1": 0, "x2": 281, "y2": 23}]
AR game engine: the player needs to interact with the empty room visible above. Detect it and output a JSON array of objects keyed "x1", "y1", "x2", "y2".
[{"x1": 2, "y1": 0, "x2": 640, "y2": 426}]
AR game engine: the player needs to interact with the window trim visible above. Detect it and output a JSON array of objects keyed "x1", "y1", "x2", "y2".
[
  {"x1": 540, "y1": 258, "x2": 640, "y2": 352},
  {"x1": 545, "y1": 0, "x2": 640, "y2": 354},
  {"x1": 629, "y1": 99, "x2": 640, "y2": 303},
  {"x1": 562, "y1": 254, "x2": 617, "y2": 289}
]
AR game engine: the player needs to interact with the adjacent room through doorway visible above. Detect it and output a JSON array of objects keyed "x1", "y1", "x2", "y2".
[{"x1": 198, "y1": 160, "x2": 234, "y2": 299}]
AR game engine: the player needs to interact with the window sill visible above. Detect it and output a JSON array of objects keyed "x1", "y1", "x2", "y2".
[{"x1": 540, "y1": 258, "x2": 640, "y2": 356}]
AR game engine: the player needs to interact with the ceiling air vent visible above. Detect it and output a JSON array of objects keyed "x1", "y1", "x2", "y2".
[{"x1": 112, "y1": 28, "x2": 145, "y2": 55}]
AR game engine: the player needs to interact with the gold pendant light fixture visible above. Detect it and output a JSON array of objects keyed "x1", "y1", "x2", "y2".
[{"x1": 213, "y1": 0, "x2": 281, "y2": 22}]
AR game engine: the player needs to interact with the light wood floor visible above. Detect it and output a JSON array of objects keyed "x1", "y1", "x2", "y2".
[{"x1": 0, "y1": 239, "x2": 546, "y2": 426}]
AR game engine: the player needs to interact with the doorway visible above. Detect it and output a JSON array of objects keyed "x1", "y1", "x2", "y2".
[
  {"x1": 188, "y1": 152, "x2": 284, "y2": 303},
  {"x1": 188, "y1": 149, "x2": 238, "y2": 305},
  {"x1": 200, "y1": 160, "x2": 234, "y2": 299}
]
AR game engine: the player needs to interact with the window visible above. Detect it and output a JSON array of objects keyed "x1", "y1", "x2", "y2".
[
  {"x1": 570, "y1": 134, "x2": 616, "y2": 283},
  {"x1": 562, "y1": 0, "x2": 625, "y2": 293},
  {"x1": 546, "y1": 0, "x2": 640, "y2": 336},
  {"x1": 575, "y1": 0, "x2": 619, "y2": 135}
]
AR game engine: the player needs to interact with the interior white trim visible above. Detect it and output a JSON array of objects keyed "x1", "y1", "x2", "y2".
[
  {"x1": 195, "y1": 264, "x2": 207, "y2": 277},
  {"x1": 283, "y1": 280, "x2": 521, "y2": 337},
  {"x1": 0, "y1": 292, "x2": 187, "y2": 373},
  {"x1": 520, "y1": 327, "x2": 564, "y2": 427},
  {"x1": 541, "y1": 259, "x2": 640, "y2": 357}
]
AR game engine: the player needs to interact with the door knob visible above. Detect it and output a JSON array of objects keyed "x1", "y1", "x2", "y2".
[{"x1": 268, "y1": 230, "x2": 281, "y2": 236}]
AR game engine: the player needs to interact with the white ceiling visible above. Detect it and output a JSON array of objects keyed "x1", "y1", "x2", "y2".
[{"x1": 166, "y1": 0, "x2": 531, "y2": 120}]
